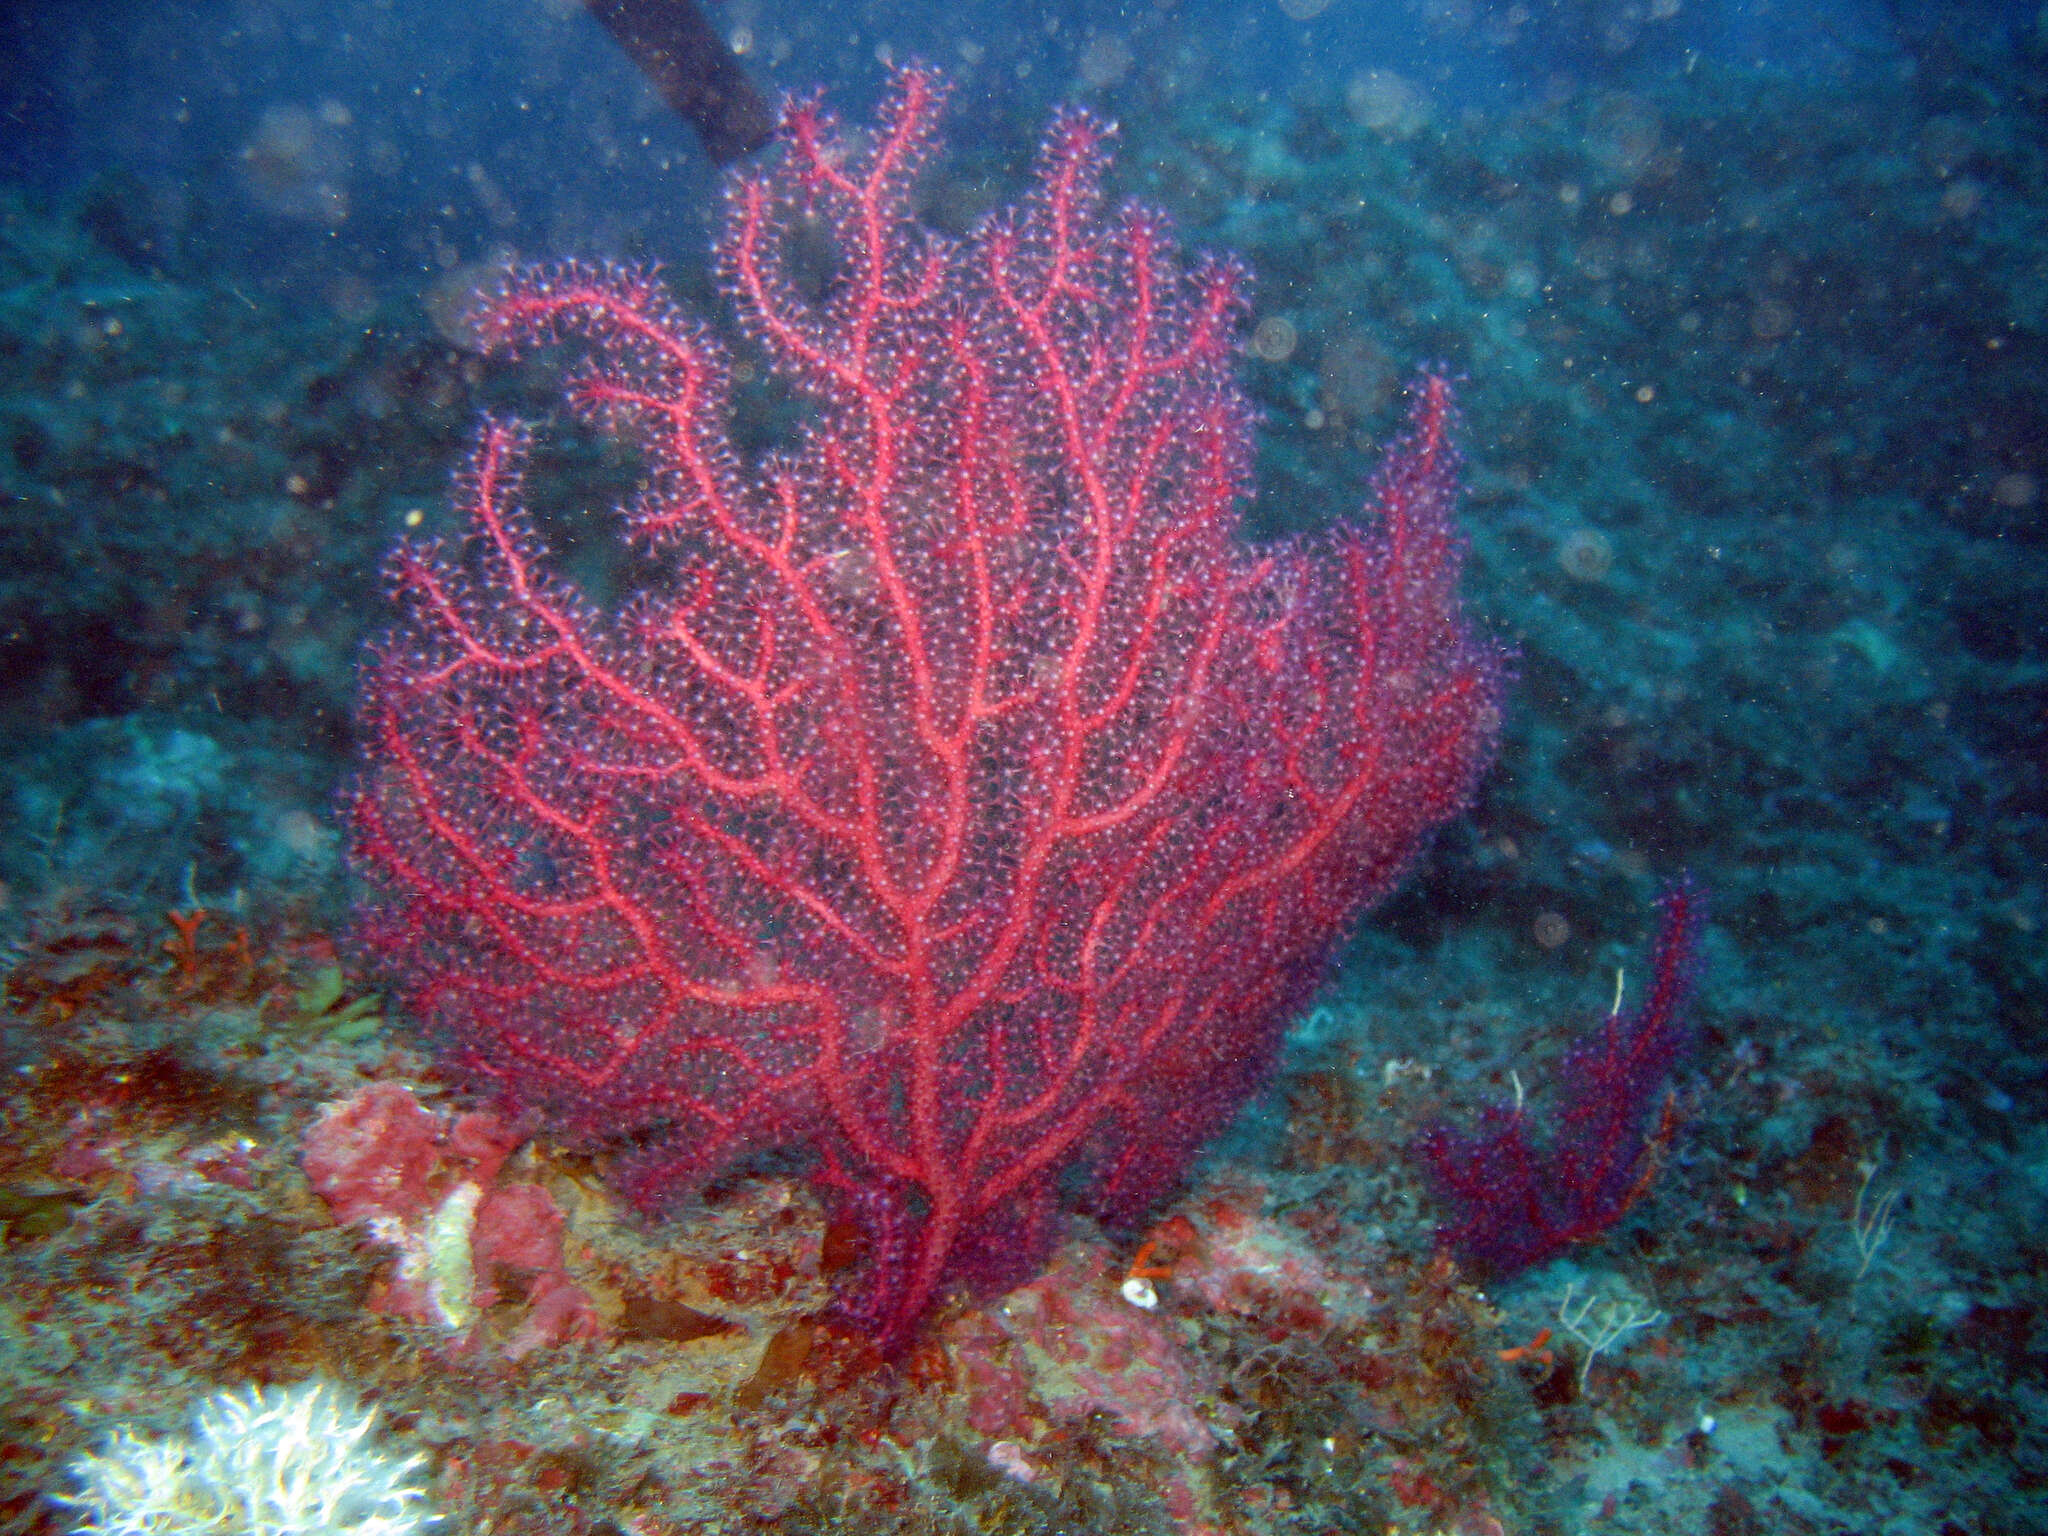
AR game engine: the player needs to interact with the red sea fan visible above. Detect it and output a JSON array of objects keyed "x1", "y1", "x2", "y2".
[
  {"x1": 1413, "y1": 882, "x2": 1705, "y2": 1278},
  {"x1": 348, "y1": 67, "x2": 1501, "y2": 1345}
]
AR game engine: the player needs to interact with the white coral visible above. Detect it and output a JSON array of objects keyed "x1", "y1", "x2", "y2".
[{"x1": 57, "y1": 1380, "x2": 437, "y2": 1536}]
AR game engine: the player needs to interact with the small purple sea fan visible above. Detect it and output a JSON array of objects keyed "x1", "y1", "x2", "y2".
[{"x1": 1413, "y1": 882, "x2": 1704, "y2": 1277}]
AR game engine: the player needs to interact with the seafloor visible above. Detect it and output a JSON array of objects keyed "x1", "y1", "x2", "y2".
[{"x1": 0, "y1": 31, "x2": 2043, "y2": 1536}]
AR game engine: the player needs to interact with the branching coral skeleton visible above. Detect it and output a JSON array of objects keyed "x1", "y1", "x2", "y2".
[
  {"x1": 1556, "y1": 1279, "x2": 1666, "y2": 1388},
  {"x1": 1850, "y1": 1157, "x2": 1901, "y2": 1284}
]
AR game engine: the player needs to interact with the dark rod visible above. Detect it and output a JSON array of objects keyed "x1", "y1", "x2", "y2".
[{"x1": 584, "y1": 0, "x2": 776, "y2": 165}]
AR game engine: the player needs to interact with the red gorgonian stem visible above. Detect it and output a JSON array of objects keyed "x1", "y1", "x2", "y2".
[{"x1": 349, "y1": 66, "x2": 1501, "y2": 1345}]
